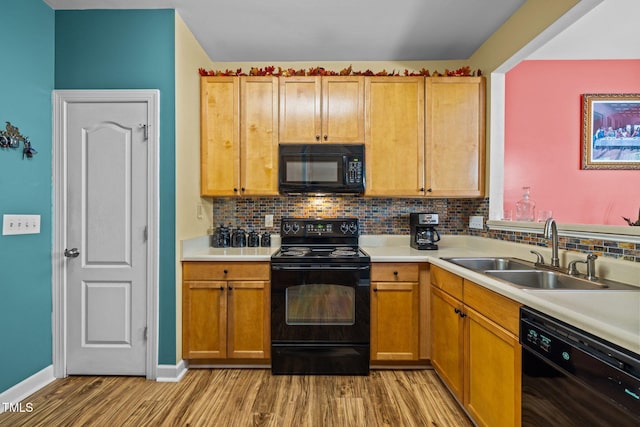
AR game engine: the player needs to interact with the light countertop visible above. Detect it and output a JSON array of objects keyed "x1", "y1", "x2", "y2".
[{"x1": 181, "y1": 234, "x2": 640, "y2": 354}]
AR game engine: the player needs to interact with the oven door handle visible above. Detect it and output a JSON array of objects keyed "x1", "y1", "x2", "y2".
[{"x1": 271, "y1": 264, "x2": 370, "y2": 271}]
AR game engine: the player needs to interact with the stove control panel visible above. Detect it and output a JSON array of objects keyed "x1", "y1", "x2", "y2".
[{"x1": 280, "y1": 218, "x2": 359, "y2": 236}]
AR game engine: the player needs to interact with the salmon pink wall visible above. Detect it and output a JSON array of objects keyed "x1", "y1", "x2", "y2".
[{"x1": 504, "y1": 60, "x2": 640, "y2": 225}]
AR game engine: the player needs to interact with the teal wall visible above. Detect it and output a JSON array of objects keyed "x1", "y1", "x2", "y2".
[
  {"x1": 0, "y1": 0, "x2": 55, "y2": 393},
  {"x1": 55, "y1": 9, "x2": 177, "y2": 365}
]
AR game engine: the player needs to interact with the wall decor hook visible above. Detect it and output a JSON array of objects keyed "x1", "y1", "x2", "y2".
[{"x1": 0, "y1": 121, "x2": 36, "y2": 159}]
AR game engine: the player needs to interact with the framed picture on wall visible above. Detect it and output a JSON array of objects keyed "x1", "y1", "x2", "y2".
[{"x1": 582, "y1": 93, "x2": 640, "y2": 169}]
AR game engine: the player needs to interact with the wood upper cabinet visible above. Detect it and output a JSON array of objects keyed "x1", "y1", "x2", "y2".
[
  {"x1": 430, "y1": 266, "x2": 522, "y2": 427},
  {"x1": 200, "y1": 76, "x2": 278, "y2": 196},
  {"x1": 370, "y1": 263, "x2": 420, "y2": 361},
  {"x1": 240, "y1": 77, "x2": 279, "y2": 195},
  {"x1": 365, "y1": 77, "x2": 425, "y2": 196},
  {"x1": 182, "y1": 262, "x2": 270, "y2": 361},
  {"x1": 279, "y1": 76, "x2": 365, "y2": 143},
  {"x1": 425, "y1": 77, "x2": 486, "y2": 197},
  {"x1": 201, "y1": 76, "x2": 239, "y2": 196}
]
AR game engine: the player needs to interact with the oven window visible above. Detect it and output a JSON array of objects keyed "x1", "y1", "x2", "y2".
[
  {"x1": 286, "y1": 161, "x2": 338, "y2": 182},
  {"x1": 286, "y1": 284, "x2": 355, "y2": 325}
]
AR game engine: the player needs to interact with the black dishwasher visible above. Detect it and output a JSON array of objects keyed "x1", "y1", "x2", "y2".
[{"x1": 520, "y1": 307, "x2": 640, "y2": 427}]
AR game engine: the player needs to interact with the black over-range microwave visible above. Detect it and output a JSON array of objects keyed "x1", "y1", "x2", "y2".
[{"x1": 278, "y1": 144, "x2": 365, "y2": 195}]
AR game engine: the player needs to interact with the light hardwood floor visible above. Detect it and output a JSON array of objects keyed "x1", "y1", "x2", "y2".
[{"x1": 0, "y1": 369, "x2": 472, "y2": 426}]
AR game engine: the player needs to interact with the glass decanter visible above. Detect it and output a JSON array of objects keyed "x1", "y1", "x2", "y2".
[{"x1": 515, "y1": 186, "x2": 536, "y2": 221}]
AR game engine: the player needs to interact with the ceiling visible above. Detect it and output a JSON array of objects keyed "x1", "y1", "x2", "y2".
[{"x1": 44, "y1": 0, "x2": 525, "y2": 62}]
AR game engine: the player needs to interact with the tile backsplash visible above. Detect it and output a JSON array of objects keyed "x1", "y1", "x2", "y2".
[
  {"x1": 211, "y1": 196, "x2": 488, "y2": 234},
  {"x1": 211, "y1": 196, "x2": 639, "y2": 262}
]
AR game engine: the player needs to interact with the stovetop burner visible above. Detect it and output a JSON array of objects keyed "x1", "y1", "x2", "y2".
[
  {"x1": 275, "y1": 245, "x2": 367, "y2": 260},
  {"x1": 279, "y1": 247, "x2": 311, "y2": 257}
]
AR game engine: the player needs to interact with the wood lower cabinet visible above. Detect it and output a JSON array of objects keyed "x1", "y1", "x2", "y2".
[
  {"x1": 431, "y1": 265, "x2": 521, "y2": 427},
  {"x1": 431, "y1": 286, "x2": 464, "y2": 397},
  {"x1": 370, "y1": 262, "x2": 422, "y2": 361},
  {"x1": 465, "y1": 305, "x2": 521, "y2": 427},
  {"x1": 182, "y1": 262, "x2": 270, "y2": 361}
]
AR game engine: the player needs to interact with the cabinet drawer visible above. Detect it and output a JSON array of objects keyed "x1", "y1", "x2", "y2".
[
  {"x1": 371, "y1": 263, "x2": 419, "y2": 282},
  {"x1": 430, "y1": 265, "x2": 463, "y2": 300},
  {"x1": 463, "y1": 280, "x2": 521, "y2": 336},
  {"x1": 183, "y1": 262, "x2": 270, "y2": 281}
]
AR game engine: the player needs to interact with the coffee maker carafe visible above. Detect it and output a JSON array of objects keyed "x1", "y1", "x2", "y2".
[{"x1": 410, "y1": 213, "x2": 440, "y2": 250}]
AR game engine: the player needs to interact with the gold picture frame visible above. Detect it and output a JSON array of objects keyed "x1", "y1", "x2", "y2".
[{"x1": 582, "y1": 93, "x2": 640, "y2": 170}]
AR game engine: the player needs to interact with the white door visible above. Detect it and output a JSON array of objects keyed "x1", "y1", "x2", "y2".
[{"x1": 64, "y1": 100, "x2": 149, "y2": 375}]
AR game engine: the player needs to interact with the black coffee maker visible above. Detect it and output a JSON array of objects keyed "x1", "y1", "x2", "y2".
[{"x1": 410, "y1": 213, "x2": 441, "y2": 250}]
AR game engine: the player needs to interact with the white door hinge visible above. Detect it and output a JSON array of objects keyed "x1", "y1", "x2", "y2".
[
  {"x1": 139, "y1": 123, "x2": 148, "y2": 141},
  {"x1": 144, "y1": 326, "x2": 148, "y2": 340},
  {"x1": 143, "y1": 226, "x2": 148, "y2": 242}
]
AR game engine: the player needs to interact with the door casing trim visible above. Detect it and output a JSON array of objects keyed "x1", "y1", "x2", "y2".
[{"x1": 52, "y1": 89, "x2": 160, "y2": 379}]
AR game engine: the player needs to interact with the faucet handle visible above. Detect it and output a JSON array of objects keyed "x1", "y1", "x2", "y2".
[
  {"x1": 568, "y1": 254, "x2": 598, "y2": 279},
  {"x1": 567, "y1": 259, "x2": 585, "y2": 276},
  {"x1": 530, "y1": 250, "x2": 545, "y2": 265}
]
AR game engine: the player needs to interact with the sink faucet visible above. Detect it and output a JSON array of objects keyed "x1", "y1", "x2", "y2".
[
  {"x1": 543, "y1": 218, "x2": 560, "y2": 268},
  {"x1": 530, "y1": 218, "x2": 563, "y2": 273}
]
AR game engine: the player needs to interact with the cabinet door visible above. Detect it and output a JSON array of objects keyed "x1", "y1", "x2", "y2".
[
  {"x1": 227, "y1": 280, "x2": 270, "y2": 359},
  {"x1": 430, "y1": 286, "x2": 464, "y2": 401},
  {"x1": 425, "y1": 77, "x2": 485, "y2": 197},
  {"x1": 240, "y1": 77, "x2": 279, "y2": 195},
  {"x1": 464, "y1": 307, "x2": 521, "y2": 427},
  {"x1": 279, "y1": 76, "x2": 321, "y2": 143},
  {"x1": 365, "y1": 77, "x2": 425, "y2": 196},
  {"x1": 371, "y1": 281, "x2": 419, "y2": 361},
  {"x1": 200, "y1": 77, "x2": 240, "y2": 196},
  {"x1": 322, "y1": 76, "x2": 364, "y2": 143},
  {"x1": 182, "y1": 281, "x2": 227, "y2": 359}
]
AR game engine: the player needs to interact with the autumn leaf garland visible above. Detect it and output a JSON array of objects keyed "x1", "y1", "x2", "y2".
[{"x1": 198, "y1": 65, "x2": 479, "y2": 77}]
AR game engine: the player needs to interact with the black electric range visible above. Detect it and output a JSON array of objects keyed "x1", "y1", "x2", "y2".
[{"x1": 270, "y1": 218, "x2": 371, "y2": 375}]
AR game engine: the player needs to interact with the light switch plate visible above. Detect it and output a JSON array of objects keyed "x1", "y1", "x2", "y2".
[
  {"x1": 2, "y1": 214, "x2": 41, "y2": 235},
  {"x1": 265, "y1": 214, "x2": 274, "y2": 228},
  {"x1": 469, "y1": 215, "x2": 484, "y2": 230}
]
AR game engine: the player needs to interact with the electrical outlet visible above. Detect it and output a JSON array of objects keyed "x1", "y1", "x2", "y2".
[
  {"x1": 265, "y1": 214, "x2": 274, "y2": 228},
  {"x1": 469, "y1": 215, "x2": 484, "y2": 230},
  {"x1": 2, "y1": 214, "x2": 41, "y2": 235}
]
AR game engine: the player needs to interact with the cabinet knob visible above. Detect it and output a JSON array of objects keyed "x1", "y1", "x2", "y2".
[
  {"x1": 241, "y1": 187, "x2": 245, "y2": 192},
  {"x1": 223, "y1": 269, "x2": 228, "y2": 274},
  {"x1": 419, "y1": 187, "x2": 425, "y2": 192},
  {"x1": 233, "y1": 188, "x2": 238, "y2": 193},
  {"x1": 454, "y1": 308, "x2": 461, "y2": 314},
  {"x1": 393, "y1": 271, "x2": 398, "y2": 276},
  {"x1": 460, "y1": 312, "x2": 467, "y2": 318},
  {"x1": 315, "y1": 135, "x2": 320, "y2": 141},
  {"x1": 228, "y1": 286, "x2": 233, "y2": 291},
  {"x1": 373, "y1": 288, "x2": 378, "y2": 292},
  {"x1": 323, "y1": 135, "x2": 328, "y2": 141},
  {"x1": 219, "y1": 286, "x2": 224, "y2": 291},
  {"x1": 427, "y1": 188, "x2": 433, "y2": 193}
]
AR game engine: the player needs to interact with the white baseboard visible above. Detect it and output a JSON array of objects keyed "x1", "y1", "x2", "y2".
[
  {"x1": 156, "y1": 360, "x2": 188, "y2": 382},
  {"x1": 0, "y1": 365, "x2": 55, "y2": 414}
]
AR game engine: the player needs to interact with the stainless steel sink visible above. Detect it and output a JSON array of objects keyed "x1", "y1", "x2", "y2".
[
  {"x1": 440, "y1": 256, "x2": 640, "y2": 291},
  {"x1": 443, "y1": 257, "x2": 536, "y2": 271},
  {"x1": 485, "y1": 270, "x2": 609, "y2": 290}
]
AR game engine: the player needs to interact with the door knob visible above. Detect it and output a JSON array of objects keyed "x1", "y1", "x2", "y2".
[{"x1": 64, "y1": 248, "x2": 80, "y2": 258}]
